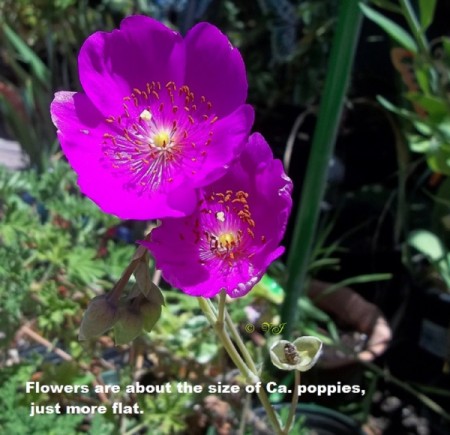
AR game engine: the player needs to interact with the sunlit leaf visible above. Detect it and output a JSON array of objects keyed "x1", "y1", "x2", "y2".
[{"x1": 408, "y1": 230, "x2": 445, "y2": 261}]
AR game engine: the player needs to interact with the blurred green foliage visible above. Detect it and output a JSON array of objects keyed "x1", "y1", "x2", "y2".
[
  {"x1": 363, "y1": 1, "x2": 450, "y2": 176},
  {"x1": 0, "y1": 157, "x2": 131, "y2": 343},
  {"x1": 3, "y1": 1, "x2": 432, "y2": 432},
  {"x1": 0, "y1": 364, "x2": 85, "y2": 434},
  {"x1": 362, "y1": 1, "x2": 450, "y2": 291},
  {"x1": 0, "y1": 157, "x2": 227, "y2": 433}
]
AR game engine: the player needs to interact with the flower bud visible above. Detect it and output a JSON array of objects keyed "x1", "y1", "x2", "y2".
[
  {"x1": 113, "y1": 304, "x2": 144, "y2": 345},
  {"x1": 79, "y1": 295, "x2": 118, "y2": 340},
  {"x1": 140, "y1": 301, "x2": 162, "y2": 333},
  {"x1": 134, "y1": 261, "x2": 165, "y2": 306}
]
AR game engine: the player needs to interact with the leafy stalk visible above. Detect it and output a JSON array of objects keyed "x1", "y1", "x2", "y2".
[
  {"x1": 197, "y1": 297, "x2": 283, "y2": 434},
  {"x1": 399, "y1": 0, "x2": 428, "y2": 53},
  {"x1": 281, "y1": 0, "x2": 364, "y2": 338}
]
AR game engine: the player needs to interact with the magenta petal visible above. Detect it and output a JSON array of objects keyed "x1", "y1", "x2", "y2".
[
  {"x1": 190, "y1": 104, "x2": 254, "y2": 188},
  {"x1": 78, "y1": 16, "x2": 184, "y2": 116},
  {"x1": 140, "y1": 220, "x2": 212, "y2": 294},
  {"x1": 52, "y1": 17, "x2": 255, "y2": 221},
  {"x1": 241, "y1": 131, "x2": 274, "y2": 170},
  {"x1": 51, "y1": 91, "x2": 103, "y2": 130},
  {"x1": 243, "y1": 133, "x2": 293, "y2": 244},
  {"x1": 144, "y1": 132, "x2": 293, "y2": 299},
  {"x1": 51, "y1": 91, "x2": 197, "y2": 219},
  {"x1": 184, "y1": 22, "x2": 247, "y2": 117}
]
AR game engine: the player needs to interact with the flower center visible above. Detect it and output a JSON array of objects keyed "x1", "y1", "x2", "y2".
[
  {"x1": 192, "y1": 189, "x2": 267, "y2": 269},
  {"x1": 218, "y1": 232, "x2": 236, "y2": 249},
  {"x1": 101, "y1": 81, "x2": 217, "y2": 194},
  {"x1": 209, "y1": 230, "x2": 241, "y2": 259},
  {"x1": 152, "y1": 130, "x2": 171, "y2": 148}
]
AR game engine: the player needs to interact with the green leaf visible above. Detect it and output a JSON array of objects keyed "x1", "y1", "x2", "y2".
[
  {"x1": 426, "y1": 147, "x2": 450, "y2": 176},
  {"x1": 2, "y1": 23, "x2": 51, "y2": 86},
  {"x1": 196, "y1": 342, "x2": 219, "y2": 364},
  {"x1": 66, "y1": 247, "x2": 105, "y2": 285},
  {"x1": 443, "y1": 37, "x2": 450, "y2": 58},
  {"x1": 281, "y1": 0, "x2": 366, "y2": 336},
  {"x1": 251, "y1": 274, "x2": 285, "y2": 304},
  {"x1": 405, "y1": 92, "x2": 447, "y2": 118},
  {"x1": 412, "y1": 119, "x2": 432, "y2": 135},
  {"x1": 316, "y1": 273, "x2": 392, "y2": 298},
  {"x1": 408, "y1": 230, "x2": 450, "y2": 287},
  {"x1": 410, "y1": 137, "x2": 433, "y2": 153},
  {"x1": 408, "y1": 230, "x2": 445, "y2": 261},
  {"x1": 370, "y1": 0, "x2": 402, "y2": 14},
  {"x1": 419, "y1": 0, "x2": 437, "y2": 30},
  {"x1": 415, "y1": 66, "x2": 431, "y2": 95},
  {"x1": 360, "y1": 3, "x2": 418, "y2": 53},
  {"x1": 298, "y1": 297, "x2": 331, "y2": 323},
  {"x1": 377, "y1": 95, "x2": 421, "y2": 123},
  {"x1": 437, "y1": 118, "x2": 450, "y2": 141}
]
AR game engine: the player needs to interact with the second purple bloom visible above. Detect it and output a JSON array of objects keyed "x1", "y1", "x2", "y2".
[{"x1": 142, "y1": 133, "x2": 293, "y2": 298}]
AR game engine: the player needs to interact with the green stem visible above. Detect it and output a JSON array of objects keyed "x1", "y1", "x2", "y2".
[
  {"x1": 198, "y1": 297, "x2": 218, "y2": 327},
  {"x1": 217, "y1": 290, "x2": 226, "y2": 325},
  {"x1": 281, "y1": 0, "x2": 364, "y2": 338},
  {"x1": 205, "y1": 297, "x2": 218, "y2": 316},
  {"x1": 224, "y1": 310, "x2": 259, "y2": 374},
  {"x1": 255, "y1": 383, "x2": 283, "y2": 434},
  {"x1": 197, "y1": 297, "x2": 283, "y2": 434},
  {"x1": 108, "y1": 258, "x2": 138, "y2": 304},
  {"x1": 198, "y1": 298, "x2": 254, "y2": 382},
  {"x1": 282, "y1": 371, "x2": 300, "y2": 434}
]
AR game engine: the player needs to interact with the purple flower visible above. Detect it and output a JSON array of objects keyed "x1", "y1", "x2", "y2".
[
  {"x1": 50, "y1": 16, "x2": 254, "y2": 219},
  {"x1": 142, "y1": 133, "x2": 293, "y2": 298}
]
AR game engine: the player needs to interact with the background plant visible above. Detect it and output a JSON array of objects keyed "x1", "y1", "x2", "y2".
[{"x1": 4, "y1": 0, "x2": 450, "y2": 433}]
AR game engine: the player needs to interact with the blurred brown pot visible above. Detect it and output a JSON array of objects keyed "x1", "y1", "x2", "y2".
[{"x1": 308, "y1": 280, "x2": 392, "y2": 369}]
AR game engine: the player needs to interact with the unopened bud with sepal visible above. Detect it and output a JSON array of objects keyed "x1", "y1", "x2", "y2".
[
  {"x1": 79, "y1": 295, "x2": 119, "y2": 340},
  {"x1": 113, "y1": 303, "x2": 144, "y2": 345}
]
